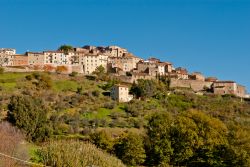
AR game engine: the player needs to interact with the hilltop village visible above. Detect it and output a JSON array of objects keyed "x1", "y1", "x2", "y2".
[{"x1": 0, "y1": 46, "x2": 248, "y2": 101}]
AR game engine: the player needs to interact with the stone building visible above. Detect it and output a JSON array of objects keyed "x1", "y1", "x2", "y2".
[
  {"x1": 27, "y1": 52, "x2": 45, "y2": 66},
  {"x1": 147, "y1": 57, "x2": 160, "y2": 63},
  {"x1": 170, "y1": 78, "x2": 213, "y2": 92},
  {"x1": 73, "y1": 47, "x2": 89, "y2": 53},
  {"x1": 108, "y1": 53, "x2": 141, "y2": 72},
  {"x1": 189, "y1": 72, "x2": 205, "y2": 81},
  {"x1": 105, "y1": 46, "x2": 128, "y2": 57},
  {"x1": 171, "y1": 67, "x2": 189, "y2": 80},
  {"x1": 12, "y1": 55, "x2": 28, "y2": 66},
  {"x1": 205, "y1": 77, "x2": 218, "y2": 82},
  {"x1": 237, "y1": 84, "x2": 247, "y2": 98},
  {"x1": 111, "y1": 84, "x2": 133, "y2": 102},
  {"x1": 213, "y1": 81, "x2": 246, "y2": 98},
  {"x1": 136, "y1": 60, "x2": 173, "y2": 77}
]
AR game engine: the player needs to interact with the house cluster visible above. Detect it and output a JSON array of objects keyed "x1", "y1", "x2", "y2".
[{"x1": 0, "y1": 46, "x2": 248, "y2": 102}]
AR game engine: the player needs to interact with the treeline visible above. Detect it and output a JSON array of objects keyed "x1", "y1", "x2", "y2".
[{"x1": 88, "y1": 110, "x2": 250, "y2": 166}]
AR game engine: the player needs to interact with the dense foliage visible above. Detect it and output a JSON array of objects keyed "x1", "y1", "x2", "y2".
[{"x1": 7, "y1": 95, "x2": 52, "y2": 142}]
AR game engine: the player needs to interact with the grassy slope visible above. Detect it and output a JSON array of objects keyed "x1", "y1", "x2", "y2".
[{"x1": 1, "y1": 72, "x2": 250, "y2": 165}]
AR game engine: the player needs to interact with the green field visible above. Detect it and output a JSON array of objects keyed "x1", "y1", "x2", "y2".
[{"x1": 53, "y1": 80, "x2": 80, "y2": 92}]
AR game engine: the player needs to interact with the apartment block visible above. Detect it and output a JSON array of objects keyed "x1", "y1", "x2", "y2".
[
  {"x1": 44, "y1": 51, "x2": 73, "y2": 66},
  {"x1": 82, "y1": 54, "x2": 108, "y2": 74}
]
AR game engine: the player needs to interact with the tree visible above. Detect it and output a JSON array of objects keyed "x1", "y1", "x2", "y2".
[
  {"x1": 178, "y1": 110, "x2": 229, "y2": 166},
  {"x1": 114, "y1": 132, "x2": 146, "y2": 166},
  {"x1": 92, "y1": 65, "x2": 107, "y2": 80},
  {"x1": 90, "y1": 130, "x2": 114, "y2": 153},
  {"x1": 130, "y1": 79, "x2": 157, "y2": 99},
  {"x1": 145, "y1": 112, "x2": 173, "y2": 166},
  {"x1": 7, "y1": 95, "x2": 52, "y2": 142},
  {"x1": 58, "y1": 44, "x2": 74, "y2": 54},
  {"x1": 170, "y1": 115, "x2": 200, "y2": 165}
]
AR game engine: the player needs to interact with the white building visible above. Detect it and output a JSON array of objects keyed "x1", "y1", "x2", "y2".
[
  {"x1": 0, "y1": 48, "x2": 16, "y2": 66},
  {"x1": 81, "y1": 54, "x2": 108, "y2": 74},
  {"x1": 111, "y1": 84, "x2": 133, "y2": 102},
  {"x1": 0, "y1": 54, "x2": 14, "y2": 66},
  {"x1": 43, "y1": 51, "x2": 73, "y2": 66},
  {"x1": 0, "y1": 48, "x2": 16, "y2": 55}
]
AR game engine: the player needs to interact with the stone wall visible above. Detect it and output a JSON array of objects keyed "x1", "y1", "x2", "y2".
[
  {"x1": 170, "y1": 79, "x2": 213, "y2": 91},
  {"x1": 3, "y1": 67, "x2": 42, "y2": 73}
]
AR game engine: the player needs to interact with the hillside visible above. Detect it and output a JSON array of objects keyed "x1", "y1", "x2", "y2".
[{"x1": 0, "y1": 71, "x2": 250, "y2": 167}]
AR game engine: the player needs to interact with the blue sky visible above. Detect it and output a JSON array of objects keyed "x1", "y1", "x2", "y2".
[{"x1": 0, "y1": 0, "x2": 249, "y2": 91}]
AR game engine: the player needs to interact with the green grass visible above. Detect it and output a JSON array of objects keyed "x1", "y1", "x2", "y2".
[
  {"x1": 27, "y1": 143, "x2": 42, "y2": 164},
  {"x1": 0, "y1": 72, "x2": 29, "y2": 80},
  {"x1": 0, "y1": 82, "x2": 17, "y2": 91},
  {"x1": 53, "y1": 80, "x2": 79, "y2": 92},
  {"x1": 83, "y1": 108, "x2": 112, "y2": 119},
  {"x1": 0, "y1": 73, "x2": 29, "y2": 91}
]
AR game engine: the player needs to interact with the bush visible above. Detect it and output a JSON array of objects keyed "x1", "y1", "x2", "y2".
[
  {"x1": 25, "y1": 73, "x2": 53, "y2": 89},
  {"x1": 69, "y1": 71, "x2": 78, "y2": 77},
  {"x1": 36, "y1": 140, "x2": 126, "y2": 167},
  {"x1": 90, "y1": 130, "x2": 114, "y2": 152},
  {"x1": 7, "y1": 95, "x2": 52, "y2": 142},
  {"x1": 103, "y1": 101, "x2": 116, "y2": 109},
  {"x1": 0, "y1": 67, "x2": 4, "y2": 74},
  {"x1": 92, "y1": 90, "x2": 100, "y2": 97},
  {"x1": 124, "y1": 101, "x2": 144, "y2": 117},
  {"x1": 56, "y1": 66, "x2": 68, "y2": 74}
]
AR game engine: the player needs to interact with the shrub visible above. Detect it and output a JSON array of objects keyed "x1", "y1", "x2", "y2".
[
  {"x1": 7, "y1": 95, "x2": 52, "y2": 142},
  {"x1": 69, "y1": 71, "x2": 78, "y2": 77},
  {"x1": 103, "y1": 101, "x2": 116, "y2": 109},
  {"x1": 0, "y1": 67, "x2": 4, "y2": 74},
  {"x1": 56, "y1": 66, "x2": 68, "y2": 74},
  {"x1": 36, "y1": 140, "x2": 126, "y2": 167},
  {"x1": 90, "y1": 130, "x2": 114, "y2": 152},
  {"x1": 92, "y1": 90, "x2": 100, "y2": 97},
  {"x1": 25, "y1": 73, "x2": 53, "y2": 89}
]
